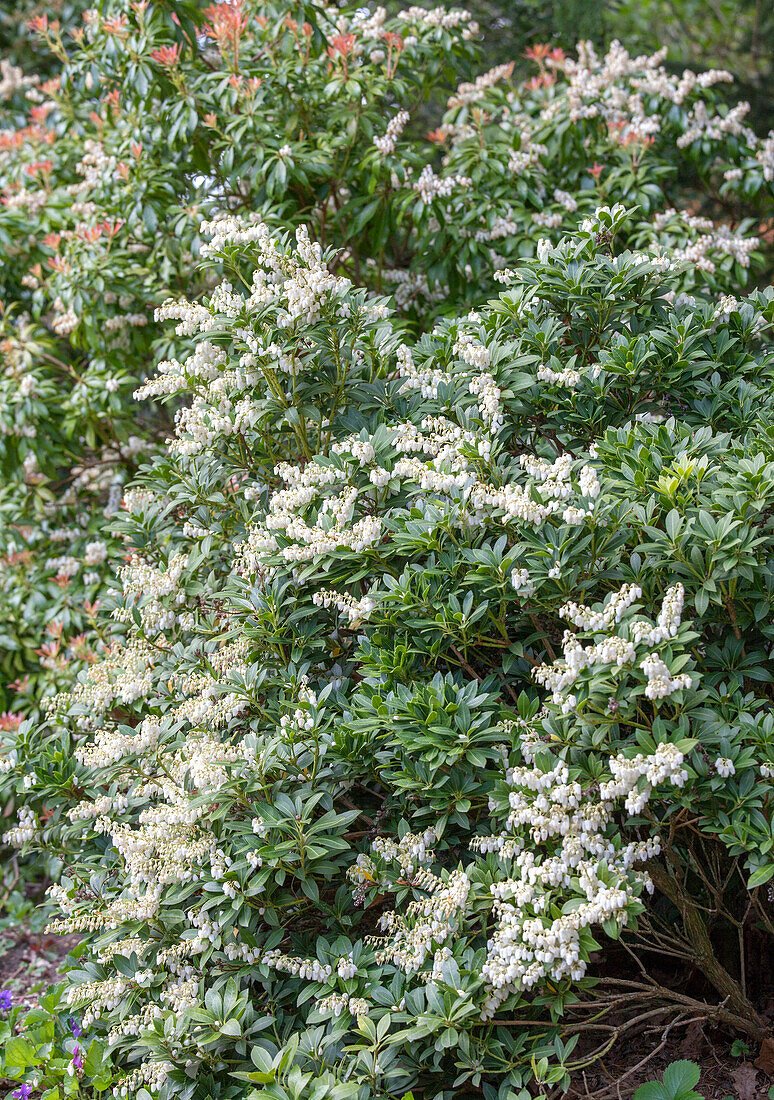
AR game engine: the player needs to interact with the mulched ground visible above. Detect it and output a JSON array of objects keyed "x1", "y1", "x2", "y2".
[
  {"x1": 0, "y1": 866, "x2": 79, "y2": 1013},
  {"x1": 0, "y1": 924, "x2": 79, "y2": 1011},
  {"x1": 564, "y1": 931, "x2": 774, "y2": 1098},
  {"x1": 571, "y1": 1025, "x2": 772, "y2": 1099}
]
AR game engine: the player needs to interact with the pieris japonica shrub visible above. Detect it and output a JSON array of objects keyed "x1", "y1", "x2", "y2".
[
  {"x1": 2, "y1": 0, "x2": 774, "y2": 721},
  {"x1": 5, "y1": 206, "x2": 774, "y2": 1098},
  {"x1": 0, "y1": 0, "x2": 481, "y2": 718}
]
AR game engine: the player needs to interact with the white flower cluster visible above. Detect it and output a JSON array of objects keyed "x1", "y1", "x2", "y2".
[
  {"x1": 369, "y1": 729, "x2": 685, "y2": 1016},
  {"x1": 45, "y1": 647, "x2": 337, "y2": 1049},
  {"x1": 413, "y1": 164, "x2": 472, "y2": 203},
  {"x1": 447, "y1": 62, "x2": 514, "y2": 110},
  {"x1": 603, "y1": 743, "x2": 689, "y2": 814},
  {"x1": 534, "y1": 584, "x2": 691, "y2": 712},
  {"x1": 375, "y1": 867, "x2": 471, "y2": 974},
  {"x1": 472, "y1": 737, "x2": 685, "y2": 1016},
  {"x1": 757, "y1": 132, "x2": 774, "y2": 182},
  {"x1": 545, "y1": 41, "x2": 731, "y2": 129},
  {"x1": 312, "y1": 588, "x2": 377, "y2": 626},
  {"x1": 506, "y1": 132, "x2": 549, "y2": 175},
  {"x1": 373, "y1": 111, "x2": 409, "y2": 156},
  {"x1": 67, "y1": 975, "x2": 130, "y2": 1026},
  {"x1": 317, "y1": 993, "x2": 369, "y2": 1018},
  {"x1": 117, "y1": 552, "x2": 189, "y2": 635},
  {"x1": 262, "y1": 949, "x2": 333, "y2": 982},
  {"x1": 510, "y1": 567, "x2": 535, "y2": 596},
  {"x1": 396, "y1": 343, "x2": 448, "y2": 398},
  {"x1": 553, "y1": 188, "x2": 578, "y2": 213},
  {"x1": 677, "y1": 100, "x2": 756, "y2": 148},
  {"x1": 260, "y1": 946, "x2": 369, "y2": 1018},
  {"x1": 715, "y1": 757, "x2": 735, "y2": 778},
  {"x1": 0, "y1": 57, "x2": 35, "y2": 99},
  {"x1": 639, "y1": 653, "x2": 692, "y2": 701},
  {"x1": 5, "y1": 806, "x2": 38, "y2": 847},
  {"x1": 416, "y1": 40, "x2": 760, "y2": 285},
  {"x1": 239, "y1": 417, "x2": 599, "y2": 578},
  {"x1": 111, "y1": 1059, "x2": 171, "y2": 1100},
  {"x1": 372, "y1": 828, "x2": 437, "y2": 875},
  {"x1": 142, "y1": 219, "x2": 381, "y2": 458},
  {"x1": 84, "y1": 539, "x2": 109, "y2": 565},
  {"x1": 397, "y1": 6, "x2": 479, "y2": 37},
  {"x1": 561, "y1": 582, "x2": 643, "y2": 632},
  {"x1": 651, "y1": 208, "x2": 758, "y2": 272},
  {"x1": 46, "y1": 641, "x2": 159, "y2": 730}
]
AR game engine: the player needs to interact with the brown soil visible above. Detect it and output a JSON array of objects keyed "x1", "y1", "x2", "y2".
[
  {"x1": 0, "y1": 926, "x2": 79, "y2": 1010},
  {"x1": 569, "y1": 1025, "x2": 772, "y2": 1099}
]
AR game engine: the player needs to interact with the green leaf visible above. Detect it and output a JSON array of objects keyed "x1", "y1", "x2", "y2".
[
  {"x1": 748, "y1": 865, "x2": 774, "y2": 888},
  {"x1": 662, "y1": 1059, "x2": 702, "y2": 1099}
]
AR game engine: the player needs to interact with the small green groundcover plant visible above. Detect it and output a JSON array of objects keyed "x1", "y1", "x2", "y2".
[
  {"x1": 0, "y1": 983, "x2": 112, "y2": 1098},
  {"x1": 1, "y1": 203, "x2": 774, "y2": 1098},
  {"x1": 634, "y1": 1059, "x2": 774, "y2": 1100},
  {"x1": 633, "y1": 1061, "x2": 704, "y2": 1100}
]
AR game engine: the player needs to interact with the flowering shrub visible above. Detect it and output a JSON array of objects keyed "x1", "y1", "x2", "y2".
[
  {"x1": 2, "y1": 0, "x2": 774, "y2": 726},
  {"x1": 3, "y1": 204, "x2": 773, "y2": 1097},
  {"x1": 3, "y1": 0, "x2": 774, "y2": 1092},
  {"x1": 0, "y1": 0, "x2": 483, "y2": 716}
]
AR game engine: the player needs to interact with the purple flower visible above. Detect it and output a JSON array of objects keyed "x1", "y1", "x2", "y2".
[
  {"x1": 72, "y1": 1045, "x2": 84, "y2": 1071},
  {"x1": 0, "y1": 989, "x2": 12, "y2": 1012},
  {"x1": 69, "y1": 1017, "x2": 83, "y2": 1038},
  {"x1": 12, "y1": 1085, "x2": 32, "y2": 1100}
]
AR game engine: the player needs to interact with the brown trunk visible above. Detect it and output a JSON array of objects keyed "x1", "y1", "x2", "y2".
[{"x1": 648, "y1": 861, "x2": 769, "y2": 1040}]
